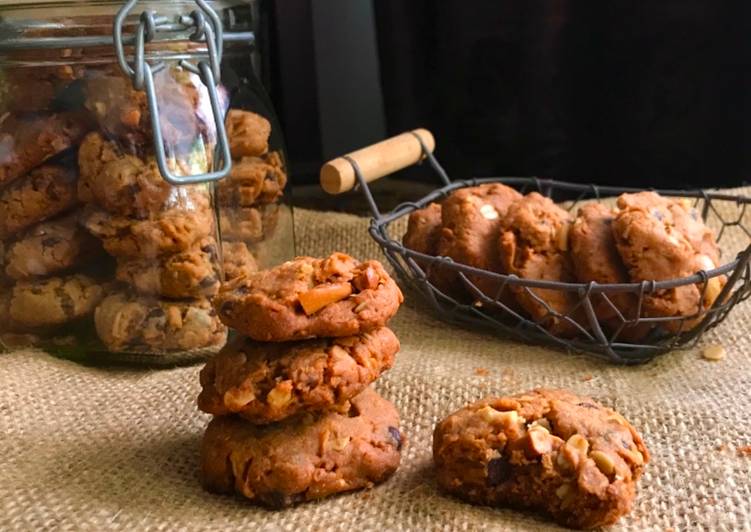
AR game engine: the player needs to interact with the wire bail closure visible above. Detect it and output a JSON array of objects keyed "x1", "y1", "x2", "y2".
[{"x1": 113, "y1": 0, "x2": 232, "y2": 186}]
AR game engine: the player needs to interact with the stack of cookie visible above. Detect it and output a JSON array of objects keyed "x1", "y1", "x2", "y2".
[
  {"x1": 404, "y1": 185, "x2": 725, "y2": 340},
  {"x1": 0, "y1": 69, "x2": 106, "y2": 339},
  {"x1": 197, "y1": 252, "x2": 406, "y2": 507},
  {"x1": 217, "y1": 109, "x2": 287, "y2": 262},
  {"x1": 78, "y1": 67, "x2": 228, "y2": 354}
]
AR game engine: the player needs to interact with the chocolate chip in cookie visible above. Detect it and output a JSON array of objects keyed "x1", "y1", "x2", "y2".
[{"x1": 433, "y1": 388, "x2": 649, "y2": 529}]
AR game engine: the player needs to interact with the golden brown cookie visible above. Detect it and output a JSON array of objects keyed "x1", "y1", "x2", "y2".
[
  {"x1": 0, "y1": 165, "x2": 79, "y2": 240},
  {"x1": 498, "y1": 193, "x2": 579, "y2": 335},
  {"x1": 221, "y1": 241, "x2": 258, "y2": 281},
  {"x1": 570, "y1": 203, "x2": 651, "y2": 341},
  {"x1": 10, "y1": 274, "x2": 105, "y2": 328},
  {"x1": 198, "y1": 327, "x2": 399, "y2": 424},
  {"x1": 219, "y1": 204, "x2": 279, "y2": 243},
  {"x1": 4, "y1": 212, "x2": 100, "y2": 280},
  {"x1": 214, "y1": 252, "x2": 403, "y2": 342},
  {"x1": 82, "y1": 205, "x2": 215, "y2": 259},
  {"x1": 433, "y1": 388, "x2": 649, "y2": 529},
  {"x1": 0, "y1": 112, "x2": 89, "y2": 187},
  {"x1": 201, "y1": 387, "x2": 403, "y2": 508},
  {"x1": 225, "y1": 109, "x2": 271, "y2": 158},
  {"x1": 613, "y1": 192, "x2": 725, "y2": 332},
  {"x1": 94, "y1": 292, "x2": 227, "y2": 353},
  {"x1": 403, "y1": 202, "x2": 443, "y2": 258},
  {"x1": 217, "y1": 151, "x2": 287, "y2": 207},
  {"x1": 435, "y1": 184, "x2": 522, "y2": 300},
  {"x1": 78, "y1": 132, "x2": 212, "y2": 218},
  {"x1": 115, "y1": 237, "x2": 221, "y2": 298}
]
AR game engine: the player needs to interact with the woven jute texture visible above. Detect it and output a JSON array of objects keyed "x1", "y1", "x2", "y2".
[{"x1": 2, "y1": 205, "x2": 751, "y2": 531}]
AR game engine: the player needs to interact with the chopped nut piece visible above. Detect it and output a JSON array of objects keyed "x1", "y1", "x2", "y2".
[
  {"x1": 331, "y1": 435, "x2": 351, "y2": 451},
  {"x1": 590, "y1": 450, "x2": 616, "y2": 476},
  {"x1": 354, "y1": 302, "x2": 368, "y2": 313},
  {"x1": 555, "y1": 483, "x2": 573, "y2": 499},
  {"x1": 478, "y1": 406, "x2": 524, "y2": 426},
  {"x1": 298, "y1": 283, "x2": 353, "y2": 315},
  {"x1": 702, "y1": 344, "x2": 726, "y2": 361},
  {"x1": 527, "y1": 427, "x2": 553, "y2": 456},
  {"x1": 528, "y1": 418, "x2": 551, "y2": 431},
  {"x1": 556, "y1": 222, "x2": 571, "y2": 252},
  {"x1": 480, "y1": 203, "x2": 499, "y2": 220},
  {"x1": 266, "y1": 382, "x2": 293, "y2": 409},
  {"x1": 353, "y1": 266, "x2": 380, "y2": 291},
  {"x1": 622, "y1": 448, "x2": 644, "y2": 466},
  {"x1": 223, "y1": 387, "x2": 256, "y2": 410},
  {"x1": 566, "y1": 434, "x2": 589, "y2": 455}
]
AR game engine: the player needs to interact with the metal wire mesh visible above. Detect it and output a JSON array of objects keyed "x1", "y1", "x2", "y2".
[{"x1": 349, "y1": 140, "x2": 751, "y2": 364}]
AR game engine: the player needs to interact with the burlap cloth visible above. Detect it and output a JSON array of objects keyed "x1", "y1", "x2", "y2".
[{"x1": 2, "y1": 205, "x2": 751, "y2": 531}]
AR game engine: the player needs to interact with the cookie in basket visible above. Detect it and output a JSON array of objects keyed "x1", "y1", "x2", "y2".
[
  {"x1": 4, "y1": 212, "x2": 100, "y2": 280},
  {"x1": 434, "y1": 184, "x2": 522, "y2": 300},
  {"x1": 402, "y1": 202, "x2": 446, "y2": 284},
  {"x1": 498, "y1": 192, "x2": 581, "y2": 336},
  {"x1": 570, "y1": 203, "x2": 652, "y2": 341},
  {"x1": 198, "y1": 327, "x2": 399, "y2": 424},
  {"x1": 214, "y1": 252, "x2": 403, "y2": 342},
  {"x1": 433, "y1": 388, "x2": 649, "y2": 529},
  {"x1": 201, "y1": 386, "x2": 403, "y2": 508},
  {"x1": 0, "y1": 165, "x2": 79, "y2": 240},
  {"x1": 613, "y1": 192, "x2": 725, "y2": 332},
  {"x1": 94, "y1": 292, "x2": 227, "y2": 353}
]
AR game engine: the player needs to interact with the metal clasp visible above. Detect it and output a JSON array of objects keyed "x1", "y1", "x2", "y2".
[{"x1": 113, "y1": 0, "x2": 232, "y2": 185}]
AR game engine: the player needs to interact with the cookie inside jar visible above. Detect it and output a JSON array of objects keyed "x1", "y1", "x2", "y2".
[{"x1": 0, "y1": 1, "x2": 294, "y2": 363}]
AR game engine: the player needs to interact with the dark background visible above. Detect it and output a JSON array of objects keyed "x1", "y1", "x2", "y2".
[{"x1": 262, "y1": 0, "x2": 750, "y2": 191}]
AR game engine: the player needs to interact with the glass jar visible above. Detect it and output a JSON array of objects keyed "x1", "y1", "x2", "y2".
[{"x1": 0, "y1": 0, "x2": 294, "y2": 364}]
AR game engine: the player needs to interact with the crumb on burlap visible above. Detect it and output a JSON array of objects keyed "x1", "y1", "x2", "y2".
[
  {"x1": 738, "y1": 445, "x2": 751, "y2": 457},
  {"x1": 474, "y1": 367, "x2": 490, "y2": 377},
  {"x1": 580, "y1": 373, "x2": 593, "y2": 382}
]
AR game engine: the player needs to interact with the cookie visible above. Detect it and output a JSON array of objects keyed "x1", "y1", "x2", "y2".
[
  {"x1": 221, "y1": 241, "x2": 258, "y2": 281},
  {"x1": 214, "y1": 252, "x2": 403, "y2": 342},
  {"x1": 82, "y1": 205, "x2": 215, "y2": 259},
  {"x1": 198, "y1": 327, "x2": 399, "y2": 424},
  {"x1": 84, "y1": 66, "x2": 225, "y2": 156},
  {"x1": 9, "y1": 274, "x2": 105, "y2": 328},
  {"x1": 201, "y1": 387, "x2": 403, "y2": 508},
  {"x1": 115, "y1": 237, "x2": 221, "y2": 298},
  {"x1": 0, "y1": 112, "x2": 89, "y2": 187},
  {"x1": 225, "y1": 109, "x2": 271, "y2": 158},
  {"x1": 78, "y1": 132, "x2": 212, "y2": 218},
  {"x1": 435, "y1": 184, "x2": 522, "y2": 298},
  {"x1": 217, "y1": 151, "x2": 287, "y2": 207},
  {"x1": 94, "y1": 292, "x2": 227, "y2": 353},
  {"x1": 219, "y1": 204, "x2": 279, "y2": 243},
  {"x1": 433, "y1": 388, "x2": 649, "y2": 529},
  {"x1": 613, "y1": 192, "x2": 725, "y2": 332},
  {"x1": 0, "y1": 165, "x2": 79, "y2": 240},
  {"x1": 570, "y1": 203, "x2": 651, "y2": 341},
  {"x1": 2, "y1": 64, "x2": 85, "y2": 113},
  {"x1": 498, "y1": 193, "x2": 579, "y2": 335},
  {"x1": 4, "y1": 212, "x2": 100, "y2": 280},
  {"x1": 403, "y1": 202, "x2": 443, "y2": 258}
]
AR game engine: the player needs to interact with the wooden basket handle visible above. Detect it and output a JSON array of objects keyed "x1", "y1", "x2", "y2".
[{"x1": 320, "y1": 129, "x2": 435, "y2": 195}]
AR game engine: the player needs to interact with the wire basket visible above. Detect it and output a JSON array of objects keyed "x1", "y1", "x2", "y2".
[{"x1": 321, "y1": 130, "x2": 751, "y2": 364}]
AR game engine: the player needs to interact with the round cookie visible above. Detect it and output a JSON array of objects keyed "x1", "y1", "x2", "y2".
[
  {"x1": 10, "y1": 274, "x2": 105, "y2": 328},
  {"x1": 4, "y1": 212, "x2": 100, "y2": 280},
  {"x1": 433, "y1": 388, "x2": 649, "y2": 529},
  {"x1": 498, "y1": 192, "x2": 580, "y2": 336},
  {"x1": 214, "y1": 252, "x2": 403, "y2": 342},
  {"x1": 221, "y1": 241, "x2": 258, "y2": 281},
  {"x1": 0, "y1": 111, "x2": 90, "y2": 187},
  {"x1": 198, "y1": 327, "x2": 399, "y2": 424},
  {"x1": 201, "y1": 386, "x2": 403, "y2": 508},
  {"x1": 217, "y1": 151, "x2": 287, "y2": 207},
  {"x1": 82, "y1": 205, "x2": 215, "y2": 259},
  {"x1": 435, "y1": 183, "x2": 522, "y2": 299},
  {"x1": 94, "y1": 292, "x2": 227, "y2": 353},
  {"x1": 613, "y1": 192, "x2": 725, "y2": 332},
  {"x1": 115, "y1": 237, "x2": 221, "y2": 298},
  {"x1": 78, "y1": 132, "x2": 212, "y2": 218},
  {"x1": 403, "y1": 202, "x2": 443, "y2": 258},
  {"x1": 225, "y1": 109, "x2": 271, "y2": 158},
  {"x1": 219, "y1": 204, "x2": 279, "y2": 243},
  {"x1": 84, "y1": 66, "x2": 225, "y2": 155},
  {"x1": 0, "y1": 165, "x2": 79, "y2": 240},
  {"x1": 570, "y1": 203, "x2": 651, "y2": 341}
]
